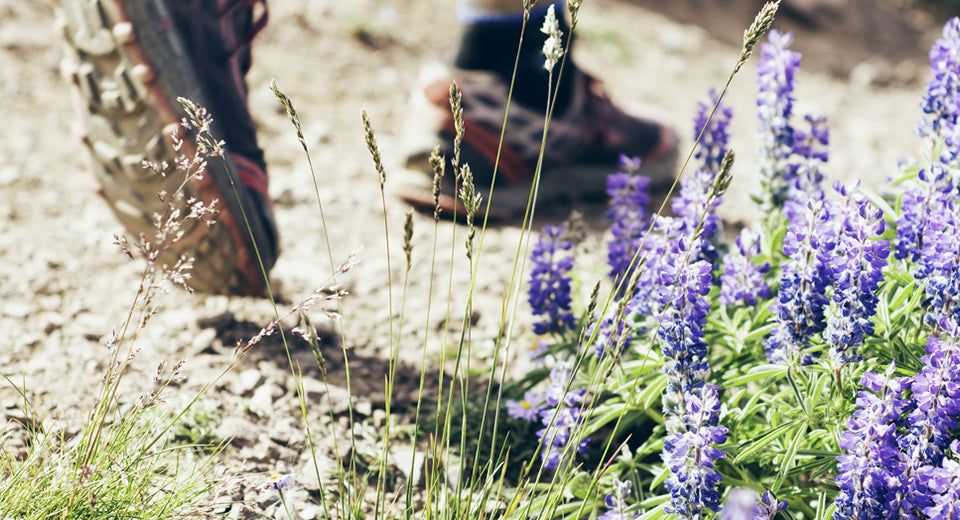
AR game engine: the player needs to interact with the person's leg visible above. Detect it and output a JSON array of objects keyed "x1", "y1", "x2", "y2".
[
  {"x1": 58, "y1": 0, "x2": 277, "y2": 295},
  {"x1": 399, "y1": 0, "x2": 678, "y2": 219},
  {"x1": 453, "y1": 0, "x2": 576, "y2": 114}
]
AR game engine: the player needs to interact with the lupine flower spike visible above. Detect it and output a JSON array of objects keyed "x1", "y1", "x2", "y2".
[
  {"x1": 606, "y1": 155, "x2": 649, "y2": 285},
  {"x1": 662, "y1": 383, "x2": 729, "y2": 519},
  {"x1": 764, "y1": 197, "x2": 836, "y2": 364},
  {"x1": 599, "y1": 478, "x2": 635, "y2": 520},
  {"x1": 673, "y1": 89, "x2": 733, "y2": 249},
  {"x1": 918, "y1": 17, "x2": 960, "y2": 165},
  {"x1": 528, "y1": 225, "x2": 577, "y2": 335},
  {"x1": 720, "y1": 489, "x2": 758, "y2": 520},
  {"x1": 536, "y1": 360, "x2": 589, "y2": 469},
  {"x1": 895, "y1": 337, "x2": 960, "y2": 515},
  {"x1": 824, "y1": 182, "x2": 889, "y2": 365},
  {"x1": 833, "y1": 365, "x2": 910, "y2": 520},
  {"x1": 720, "y1": 228, "x2": 771, "y2": 307},
  {"x1": 755, "y1": 30, "x2": 801, "y2": 209}
]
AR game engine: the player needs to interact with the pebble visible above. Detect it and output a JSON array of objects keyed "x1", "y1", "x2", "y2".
[
  {"x1": 298, "y1": 502, "x2": 326, "y2": 520},
  {"x1": 372, "y1": 408, "x2": 386, "y2": 428},
  {"x1": 2, "y1": 300, "x2": 34, "y2": 318},
  {"x1": 249, "y1": 383, "x2": 284, "y2": 415},
  {"x1": 324, "y1": 385, "x2": 353, "y2": 416},
  {"x1": 40, "y1": 311, "x2": 67, "y2": 334},
  {"x1": 190, "y1": 327, "x2": 219, "y2": 355},
  {"x1": 390, "y1": 445, "x2": 426, "y2": 487},
  {"x1": 267, "y1": 416, "x2": 302, "y2": 446},
  {"x1": 234, "y1": 368, "x2": 264, "y2": 396},
  {"x1": 215, "y1": 417, "x2": 259, "y2": 447},
  {"x1": 354, "y1": 400, "x2": 372, "y2": 418},
  {"x1": 299, "y1": 376, "x2": 326, "y2": 401}
]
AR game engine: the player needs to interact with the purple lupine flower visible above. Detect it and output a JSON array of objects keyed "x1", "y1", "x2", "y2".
[
  {"x1": 824, "y1": 182, "x2": 890, "y2": 365},
  {"x1": 792, "y1": 114, "x2": 830, "y2": 163},
  {"x1": 536, "y1": 359, "x2": 590, "y2": 470},
  {"x1": 537, "y1": 406, "x2": 589, "y2": 470},
  {"x1": 606, "y1": 156, "x2": 650, "y2": 285},
  {"x1": 529, "y1": 342, "x2": 549, "y2": 366},
  {"x1": 895, "y1": 163, "x2": 954, "y2": 263},
  {"x1": 756, "y1": 29, "x2": 802, "y2": 208},
  {"x1": 919, "y1": 440, "x2": 960, "y2": 519},
  {"x1": 693, "y1": 88, "x2": 734, "y2": 174},
  {"x1": 764, "y1": 197, "x2": 837, "y2": 364},
  {"x1": 904, "y1": 338, "x2": 960, "y2": 461},
  {"x1": 673, "y1": 89, "x2": 733, "y2": 249},
  {"x1": 917, "y1": 199, "x2": 960, "y2": 332},
  {"x1": 784, "y1": 114, "x2": 829, "y2": 222},
  {"x1": 720, "y1": 489, "x2": 758, "y2": 520},
  {"x1": 598, "y1": 478, "x2": 635, "y2": 520},
  {"x1": 755, "y1": 491, "x2": 789, "y2": 520},
  {"x1": 833, "y1": 365, "x2": 911, "y2": 520},
  {"x1": 658, "y1": 256, "x2": 713, "y2": 403},
  {"x1": 918, "y1": 17, "x2": 960, "y2": 163},
  {"x1": 528, "y1": 224, "x2": 576, "y2": 335},
  {"x1": 594, "y1": 216, "x2": 687, "y2": 358},
  {"x1": 544, "y1": 360, "x2": 588, "y2": 407},
  {"x1": 655, "y1": 242, "x2": 723, "y2": 518},
  {"x1": 591, "y1": 307, "x2": 638, "y2": 358},
  {"x1": 891, "y1": 338, "x2": 960, "y2": 518},
  {"x1": 720, "y1": 228, "x2": 772, "y2": 307},
  {"x1": 662, "y1": 383, "x2": 729, "y2": 519},
  {"x1": 506, "y1": 390, "x2": 546, "y2": 421}
]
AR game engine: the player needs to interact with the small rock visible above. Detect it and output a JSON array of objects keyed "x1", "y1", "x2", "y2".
[
  {"x1": 238, "y1": 436, "x2": 274, "y2": 464},
  {"x1": 70, "y1": 312, "x2": 111, "y2": 342},
  {"x1": 267, "y1": 416, "x2": 301, "y2": 445},
  {"x1": 190, "y1": 327, "x2": 219, "y2": 355},
  {"x1": 215, "y1": 417, "x2": 259, "y2": 447},
  {"x1": 2, "y1": 300, "x2": 34, "y2": 319},
  {"x1": 324, "y1": 385, "x2": 352, "y2": 416},
  {"x1": 235, "y1": 368, "x2": 264, "y2": 396},
  {"x1": 372, "y1": 408, "x2": 386, "y2": 428},
  {"x1": 298, "y1": 502, "x2": 326, "y2": 520},
  {"x1": 299, "y1": 376, "x2": 326, "y2": 401},
  {"x1": 0, "y1": 165, "x2": 18, "y2": 187},
  {"x1": 391, "y1": 445, "x2": 426, "y2": 487},
  {"x1": 354, "y1": 400, "x2": 372, "y2": 418},
  {"x1": 40, "y1": 311, "x2": 67, "y2": 334},
  {"x1": 249, "y1": 383, "x2": 283, "y2": 415}
]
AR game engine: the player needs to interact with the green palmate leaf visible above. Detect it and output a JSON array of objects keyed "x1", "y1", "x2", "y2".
[
  {"x1": 787, "y1": 453, "x2": 836, "y2": 479},
  {"x1": 776, "y1": 422, "x2": 808, "y2": 488},
  {"x1": 875, "y1": 275, "x2": 923, "y2": 334},
  {"x1": 638, "y1": 373, "x2": 668, "y2": 409},
  {"x1": 742, "y1": 321, "x2": 777, "y2": 345},
  {"x1": 786, "y1": 369, "x2": 808, "y2": 416},
  {"x1": 805, "y1": 373, "x2": 830, "y2": 415},
  {"x1": 735, "y1": 383, "x2": 790, "y2": 428},
  {"x1": 724, "y1": 364, "x2": 788, "y2": 386},
  {"x1": 732, "y1": 419, "x2": 801, "y2": 464},
  {"x1": 634, "y1": 434, "x2": 665, "y2": 458},
  {"x1": 583, "y1": 402, "x2": 629, "y2": 437}
]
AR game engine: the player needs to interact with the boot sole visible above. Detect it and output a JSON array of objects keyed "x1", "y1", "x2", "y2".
[{"x1": 57, "y1": 0, "x2": 276, "y2": 295}]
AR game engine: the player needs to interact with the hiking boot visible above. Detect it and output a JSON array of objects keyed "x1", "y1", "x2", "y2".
[
  {"x1": 398, "y1": 63, "x2": 678, "y2": 220},
  {"x1": 57, "y1": 0, "x2": 277, "y2": 295}
]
